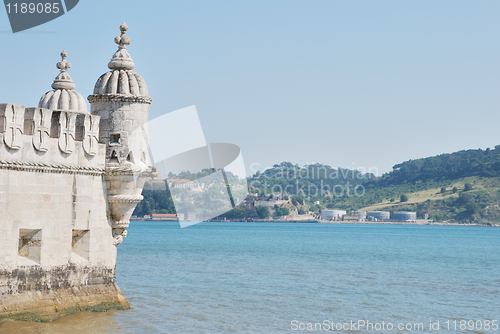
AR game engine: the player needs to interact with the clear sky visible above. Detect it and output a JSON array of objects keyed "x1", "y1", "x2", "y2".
[{"x1": 1, "y1": 0, "x2": 498, "y2": 176}]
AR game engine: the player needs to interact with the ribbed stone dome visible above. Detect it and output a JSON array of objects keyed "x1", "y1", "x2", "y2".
[
  {"x1": 93, "y1": 70, "x2": 148, "y2": 96},
  {"x1": 39, "y1": 89, "x2": 87, "y2": 111},
  {"x1": 38, "y1": 50, "x2": 88, "y2": 112},
  {"x1": 91, "y1": 23, "x2": 149, "y2": 99}
]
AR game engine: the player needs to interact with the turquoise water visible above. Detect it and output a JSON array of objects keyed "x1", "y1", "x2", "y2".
[
  {"x1": 1, "y1": 222, "x2": 498, "y2": 333},
  {"x1": 112, "y1": 222, "x2": 499, "y2": 333}
]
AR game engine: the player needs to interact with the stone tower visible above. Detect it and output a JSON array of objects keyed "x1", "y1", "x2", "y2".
[
  {"x1": 88, "y1": 23, "x2": 156, "y2": 245},
  {"x1": 0, "y1": 23, "x2": 156, "y2": 321}
]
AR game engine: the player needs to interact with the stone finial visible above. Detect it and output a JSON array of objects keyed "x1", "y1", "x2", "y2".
[
  {"x1": 108, "y1": 22, "x2": 135, "y2": 70},
  {"x1": 114, "y1": 22, "x2": 131, "y2": 48},
  {"x1": 57, "y1": 50, "x2": 71, "y2": 71},
  {"x1": 52, "y1": 50, "x2": 76, "y2": 90}
]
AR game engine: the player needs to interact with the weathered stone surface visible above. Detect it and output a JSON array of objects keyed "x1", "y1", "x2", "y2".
[
  {"x1": 0, "y1": 265, "x2": 129, "y2": 322},
  {"x1": 0, "y1": 23, "x2": 155, "y2": 322}
]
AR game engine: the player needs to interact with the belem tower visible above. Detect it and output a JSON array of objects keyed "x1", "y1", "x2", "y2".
[{"x1": 0, "y1": 23, "x2": 157, "y2": 321}]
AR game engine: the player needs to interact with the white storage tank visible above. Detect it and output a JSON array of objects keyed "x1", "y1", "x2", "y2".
[
  {"x1": 392, "y1": 211, "x2": 417, "y2": 221},
  {"x1": 321, "y1": 210, "x2": 346, "y2": 220},
  {"x1": 353, "y1": 211, "x2": 367, "y2": 220},
  {"x1": 367, "y1": 211, "x2": 390, "y2": 221}
]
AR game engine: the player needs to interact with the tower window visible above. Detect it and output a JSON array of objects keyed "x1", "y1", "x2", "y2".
[
  {"x1": 108, "y1": 150, "x2": 119, "y2": 164},
  {"x1": 18, "y1": 229, "x2": 42, "y2": 265},
  {"x1": 110, "y1": 133, "x2": 121, "y2": 145},
  {"x1": 72, "y1": 230, "x2": 90, "y2": 262}
]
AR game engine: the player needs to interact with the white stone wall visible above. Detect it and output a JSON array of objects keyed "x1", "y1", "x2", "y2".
[
  {"x1": 0, "y1": 104, "x2": 116, "y2": 272},
  {"x1": 0, "y1": 169, "x2": 116, "y2": 270}
]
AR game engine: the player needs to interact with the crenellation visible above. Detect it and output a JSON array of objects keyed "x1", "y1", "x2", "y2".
[
  {"x1": 23, "y1": 108, "x2": 35, "y2": 136},
  {"x1": 0, "y1": 104, "x2": 106, "y2": 173},
  {"x1": 82, "y1": 114, "x2": 100, "y2": 157},
  {"x1": 49, "y1": 110, "x2": 61, "y2": 138},
  {"x1": 0, "y1": 103, "x2": 25, "y2": 150},
  {"x1": 58, "y1": 110, "x2": 77, "y2": 154}
]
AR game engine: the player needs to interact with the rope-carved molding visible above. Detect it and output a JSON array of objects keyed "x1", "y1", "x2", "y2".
[
  {"x1": 107, "y1": 194, "x2": 144, "y2": 203},
  {"x1": 0, "y1": 159, "x2": 104, "y2": 175},
  {"x1": 87, "y1": 94, "x2": 152, "y2": 104},
  {"x1": 105, "y1": 165, "x2": 157, "y2": 177}
]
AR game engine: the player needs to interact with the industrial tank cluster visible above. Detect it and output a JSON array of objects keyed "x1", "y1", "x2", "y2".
[{"x1": 320, "y1": 210, "x2": 417, "y2": 222}]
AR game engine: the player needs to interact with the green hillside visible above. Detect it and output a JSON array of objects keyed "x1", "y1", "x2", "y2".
[
  {"x1": 134, "y1": 146, "x2": 500, "y2": 224},
  {"x1": 248, "y1": 147, "x2": 500, "y2": 224}
]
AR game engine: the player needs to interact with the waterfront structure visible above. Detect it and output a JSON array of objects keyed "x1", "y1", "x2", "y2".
[
  {"x1": 151, "y1": 213, "x2": 178, "y2": 221},
  {"x1": 367, "y1": 211, "x2": 390, "y2": 221},
  {"x1": 0, "y1": 23, "x2": 156, "y2": 321},
  {"x1": 145, "y1": 179, "x2": 168, "y2": 191},
  {"x1": 352, "y1": 211, "x2": 367, "y2": 220},
  {"x1": 321, "y1": 210, "x2": 346, "y2": 220},
  {"x1": 342, "y1": 215, "x2": 359, "y2": 221},
  {"x1": 392, "y1": 211, "x2": 417, "y2": 221}
]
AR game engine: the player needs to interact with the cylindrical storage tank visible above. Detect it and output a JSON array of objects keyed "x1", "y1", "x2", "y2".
[
  {"x1": 321, "y1": 210, "x2": 346, "y2": 220},
  {"x1": 392, "y1": 211, "x2": 417, "y2": 221},
  {"x1": 367, "y1": 211, "x2": 390, "y2": 221},
  {"x1": 353, "y1": 211, "x2": 367, "y2": 220}
]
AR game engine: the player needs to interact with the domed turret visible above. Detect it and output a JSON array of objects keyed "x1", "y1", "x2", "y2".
[
  {"x1": 87, "y1": 23, "x2": 156, "y2": 243},
  {"x1": 91, "y1": 23, "x2": 149, "y2": 98},
  {"x1": 38, "y1": 50, "x2": 87, "y2": 112},
  {"x1": 88, "y1": 23, "x2": 152, "y2": 160}
]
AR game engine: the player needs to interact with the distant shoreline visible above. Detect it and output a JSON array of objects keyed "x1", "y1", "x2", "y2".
[
  {"x1": 130, "y1": 218, "x2": 499, "y2": 227},
  {"x1": 316, "y1": 220, "x2": 500, "y2": 227}
]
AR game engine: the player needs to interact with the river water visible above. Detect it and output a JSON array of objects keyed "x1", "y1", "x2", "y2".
[{"x1": 1, "y1": 222, "x2": 499, "y2": 333}]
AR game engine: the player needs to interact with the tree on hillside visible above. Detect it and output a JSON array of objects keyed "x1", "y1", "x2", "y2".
[
  {"x1": 223, "y1": 207, "x2": 247, "y2": 219},
  {"x1": 274, "y1": 207, "x2": 290, "y2": 216},
  {"x1": 464, "y1": 183, "x2": 473, "y2": 191},
  {"x1": 254, "y1": 206, "x2": 271, "y2": 219},
  {"x1": 400, "y1": 194, "x2": 409, "y2": 202},
  {"x1": 440, "y1": 187, "x2": 446, "y2": 194}
]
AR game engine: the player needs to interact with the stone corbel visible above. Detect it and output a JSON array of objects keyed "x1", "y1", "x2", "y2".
[
  {"x1": 107, "y1": 194, "x2": 144, "y2": 230},
  {"x1": 112, "y1": 229, "x2": 128, "y2": 246}
]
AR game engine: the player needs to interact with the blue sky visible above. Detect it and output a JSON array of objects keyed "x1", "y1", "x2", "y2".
[{"x1": 0, "y1": 0, "x2": 498, "y2": 175}]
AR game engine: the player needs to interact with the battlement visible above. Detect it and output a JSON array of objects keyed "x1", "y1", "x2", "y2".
[{"x1": 0, "y1": 103, "x2": 105, "y2": 174}]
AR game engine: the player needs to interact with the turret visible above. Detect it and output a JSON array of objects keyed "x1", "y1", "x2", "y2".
[
  {"x1": 88, "y1": 22, "x2": 151, "y2": 166},
  {"x1": 39, "y1": 50, "x2": 87, "y2": 112},
  {"x1": 88, "y1": 23, "x2": 156, "y2": 245}
]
